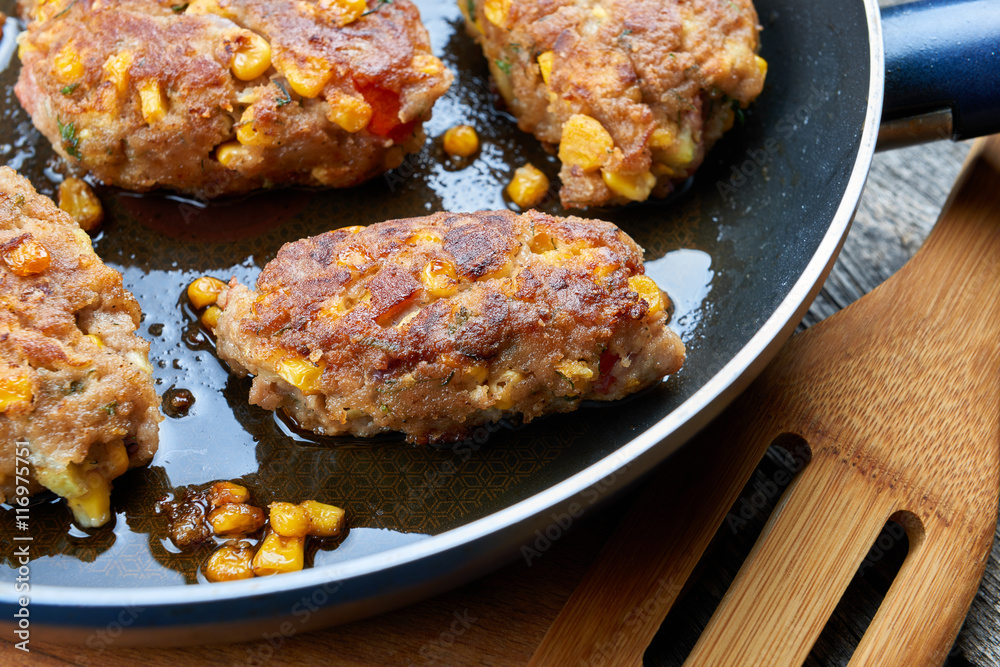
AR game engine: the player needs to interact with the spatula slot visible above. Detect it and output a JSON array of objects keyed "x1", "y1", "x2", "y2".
[
  {"x1": 804, "y1": 519, "x2": 910, "y2": 666},
  {"x1": 642, "y1": 437, "x2": 812, "y2": 666}
]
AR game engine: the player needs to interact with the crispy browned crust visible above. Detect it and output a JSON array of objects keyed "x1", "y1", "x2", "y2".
[
  {"x1": 463, "y1": 0, "x2": 765, "y2": 208},
  {"x1": 0, "y1": 167, "x2": 161, "y2": 506},
  {"x1": 215, "y1": 209, "x2": 685, "y2": 444},
  {"x1": 15, "y1": 0, "x2": 452, "y2": 197}
]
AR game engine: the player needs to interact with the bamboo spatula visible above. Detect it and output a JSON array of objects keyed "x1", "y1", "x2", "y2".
[{"x1": 530, "y1": 136, "x2": 1000, "y2": 667}]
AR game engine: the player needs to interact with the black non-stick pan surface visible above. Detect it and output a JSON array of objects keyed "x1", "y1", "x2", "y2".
[{"x1": 0, "y1": 0, "x2": 882, "y2": 642}]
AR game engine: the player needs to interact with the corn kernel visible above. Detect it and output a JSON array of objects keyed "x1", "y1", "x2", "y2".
[
  {"x1": 484, "y1": 0, "x2": 512, "y2": 26},
  {"x1": 592, "y1": 5, "x2": 609, "y2": 19},
  {"x1": 555, "y1": 359, "x2": 594, "y2": 383},
  {"x1": 208, "y1": 481, "x2": 250, "y2": 507},
  {"x1": 201, "y1": 305, "x2": 222, "y2": 329},
  {"x1": 99, "y1": 441, "x2": 131, "y2": 480},
  {"x1": 187, "y1": 276, "x2": 227, "y2": 309},
  {"x1": 104, "y1": 51, "x2": 135, "y2": 93},
  {"x1": 601, "y1": 169, "x2": 657, "y2": 202},
  {"x1": 58, "y1": 177, "x2": 104, "y2": 232},
  {"x1": 559, "y1": 115, "x2": 614, "y2": 172},
  {"x1": 0, "y1": 373, "x2": 32, "y2": 413},
  {"x1": 276, "y1": 357, "x2": 324, "y2": 394},
  {"x1": 301, "y1": 500, "x2": 345, "y2": 537},
  {"x1": 442, "y1": 125, "x2": 479, "y2": 158},
  {"x1": 318, "y1": 0, "x2": 367, "y2": 27},
  {"x1": 53, "y1": 43, "x2": 83, "y2": 83},
  {"x1": 278, "y1": 55, "x2": 332, "y2": 99},
  {"x1": 236, "y1": 109, "x2": 275, "y2": 146},
  {"x1": 2, "y1": 235, "x2": 51, "y2": 277},
  {"x1": 269, "y1": 501, "x2": 310, "y2": 538},
  {"x1": 335, "y1": 225, "x2": 365, "y2": 234},
  {"x1": 215, "y1": 140, "x2": 244, "y2": 169},
  {"x1": 537, "y1": 51, "x2": 554, "y2": 86},
  {"x1": 490, "y1": 369, "x2": 523, "y2": 410},
  {"x1": 406, "y1": 230, "x2": 442, "y2": 245},
  {"x1": 208, "y1": 503, "x2": 266, "y2": 536},
  {"x1": 204, "y1": 541, "x2": 255, "y2": 582},
  {"x1": 84, "y1": 333, "x2": 104, "y2": 349},
  {"x1": 756, "y1": 55, "x2": 768, "y2": 79},
  {"x1": 138, "y1": 80, "x2": 167, "y2": 124},
  {"x1": 126, "y1": 349, "x2": 154, "y2": 374},
  {"x1": 466, "y1": 364, "x2": 489, "y2": 385},
  {"x1": 231, "y1": 32, "x2": 272, "y2": 81},
  {"x1": 326, "y1": 92, "x2": 373, "y2": 133},
  {"x1": 628, "y1": 274, "x2": 665, "y2": 315},
  {"x1": 506, "y1": 163, "x2": 549, "y2": 209},
  {"x1": 67, "y1": 468, "x2": 111, "y2": 528},
  {"x1": 186, "y1": 0, "x2": 237, "y2": 19},
  {"x1": 657, "y1": 126, "x2": 695, "y2": 169},
  {"x1": 421, "y1": 259, "x2": 459, "y2": 298},
  {"x1": 412, "y1": 54, "x2": 445, "y2": 76},
  {"x1": 252, "y1": 531, "x2": 305, "y2": 576}
]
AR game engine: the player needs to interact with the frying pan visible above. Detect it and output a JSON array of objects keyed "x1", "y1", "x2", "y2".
[{"x1": 1, "y1": 0, "x2": 997, "y2": 645}]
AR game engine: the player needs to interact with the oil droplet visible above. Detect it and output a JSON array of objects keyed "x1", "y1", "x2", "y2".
[{"x1": 163, "y1": 387, "x2": 196, "y2": 418}]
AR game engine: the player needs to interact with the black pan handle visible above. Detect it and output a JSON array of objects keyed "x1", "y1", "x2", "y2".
[{"x1": 879, "y1": 0, "x2": 1000, "y2": 149}]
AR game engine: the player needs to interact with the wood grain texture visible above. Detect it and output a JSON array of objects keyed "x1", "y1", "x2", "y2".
[{"x1": 534, "y1": 138, "x2": 1000, "y2": 667}]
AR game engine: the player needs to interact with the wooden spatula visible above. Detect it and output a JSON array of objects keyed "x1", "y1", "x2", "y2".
[{"x1": 530, "y1": 136, "x2": 1000, "y2": 667}]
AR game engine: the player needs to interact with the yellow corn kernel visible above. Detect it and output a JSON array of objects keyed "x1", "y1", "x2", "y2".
[
  {"x1": 592, "y1": 5, "x2": 609, "y2": 19},
  {"x1": 208, "y1": 481, "x2": 250, "y2": 507},
  {"x1": 484, "y1": 0, "x2": 512, "y2": 26},
  {"x1": 506, "y1": 163, "x2": 549, "y2": 209},
  {"x1": 412, "y1": 54, "x2": 445, "y2": 76},
  {"x1": 326, "y1": 92, "x2": 372, "y2": 133},
  {"x1": 58, "y1": 177, "x2": 104, "y2": 232},
  {"x1": 236, "y1": 110, "x2": 275, "y2": 146},
  {"x1": 657, "y1": 126, "x2": 695, "y2": 169},
  {"x1": 187, "y1": 276, "x2": 227, "y2": 309},
  {"x1": 649, "y1": 127, "x2": 674, "y2": 150},
  {"x1": 756, "y1": 55, "x2": 768, "y2": 79},
  {"x1": 84, "y1": 333, "x2": 104, "y2": 349},
  {"x1": 442, "y1": 125, "x2": 479, "y2": 158},
  {"x1": 420, "y1": 259, "x2": 459, "y2": 298},
  {"x1": 278, "y1": 55, "x2": 332, "y2": 99},
  {"x1": 2, "y1": 236, "x2": 51, "y2": 277},
  {"x1": 252, "y1": 531, "x2": 306, "y2": 576},
  {"x1": 406, "y1": 230, "x2": 442, "y2": 245},
  {"x1": 67, "y1": 468, "x2": 111, "y2": 528},
  {"x1": 208, "y1": 503, "x2": 266, "y2": 536},
  {"x1": 276, "y1": 357, "x2": 324, "y2": 394},
  {"x1": 466, "y1": 364, "x2": 489, "y2": 385},
  {"x1": 318, "y1": 0, "x2": 367, "y2": 27},
  {"x1": 53, "y1": 43, "x2": 83, "y2": 83},
  {"x1": 138, "y1": 80, "x2": 167, "y2": 124},
  {"x1": 231, "y1": 32, "x2": 272, "y2": 81},
  {"x1": 0, "y1": 373, "x2": 32, "y2": 413},
  {"x1": 628, "y1": 274, "x2": 665, "y2": 315},
  {"x1": 104, "y1": 51, "x2": 135, "y2": 93},
  {"x1": 301, "y1": 500, "x2": 345, "y2": 537},
  {"x1": 490, "y1": 369, "x2": 523, "y2": 410},
  {"x1": 651, "y1": 163, "x2": 675, "y2": 178},
  {"x1": 204, "y1": 541, "x2": 255, "y2": 582},
  {"x1": 100, "y1": 441, "x2": 131, "y2": 480},
  {"x1": 200, "y1": 305, "x2": 222, "y2": 329},
  {"x1": 601, "y1": 169, "x2": 656, "y2": 202},
  {"x1": 126, "y1": 349, "x2": 154, "y2": 374},
  {"x1": 269, "y1": 501, "x2": 310, "y2": 538},
  {"x1": 559, "y1": 115, "x2": 614, "y2": 172},
  {"x1": 335, "y1": 225, "x2": 365, "y2": 235},
  {"x1": 555, "y1": 359, "x2": 594, "y2": 384},
  {"x1": 186, "y1": 0, "x2": 238, "y2": 19},
  {"x1": 537, "y1": 51, "x2": 554, "y2": 86},
  {"x1": 215, "y1": 140, "x2": 244, "y2": 169}
]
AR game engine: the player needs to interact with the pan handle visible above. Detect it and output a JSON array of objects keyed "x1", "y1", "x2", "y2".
[{"x1": 879, "y1": 0, "x2": 1000, "y2": 149}]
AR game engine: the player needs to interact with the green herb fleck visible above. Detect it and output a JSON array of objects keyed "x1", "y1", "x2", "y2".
[
  {"x1": 64, "y1": 379, "x2": 86, "y2": 395},
  {"x1": 380, "y1": 404, "x2": 391, "y2": 414},
  {"x1": 361, "y1": 337, "x2": 399, "y2": 353},
  {"x1": 494, "y1": 58, "x2": 512, "y2": 75},
  {"x1": 448, "y1": 306, "x2": 470, "y2": 335},
  {"x1": 555, "y1": 371, "x2": 575, "y2": 390},
  {"x1": 60, "y1": 83, "x2": 80, "y2": 96},
  {"x1": 362, "y1": 0, "x2": 392, "y2": 16},
  {"x1": 508, "y1": 42, "x2": 522, "y2": 53},
  {"x1": 466, "y1": 0, "x2": 475, "y2": 17},
  {"x1": 103, "y1": 401, "x2": 118, "y2": 415},
  {"x1": 53, "y1": 0, "x2": 77, "y2": 19},
  {"x1": 441, "y1": 370, "x2": 456, "y2": 387},
  {"x1": 56, "y1": 118, "x2": 81, "y2": 159},
  {"x1": 274, "y1": 80, "x2": 292, "y2": 107},
  {"x1": 619, "y1": 28, "x2": 632, "y2": 38},
  {"x1": 731, "y1": 98, "x2": 745, "y2": 125},
  {"x1": 171, "y1": 3, "x2": 189, "y2": 11}
]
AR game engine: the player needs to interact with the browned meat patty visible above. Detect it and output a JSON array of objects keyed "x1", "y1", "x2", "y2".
[
  {"x1": 0, "y1": 167, "x2": 161, "y2": 527},
  {"x1": 212, "y1": 209, "x2": 685, "y2": 444},
  {"x1": 15, "y1": 0, "x2": 452, "y2": 197},
  {"x1": 462, "y1": 0, "x2": 766, "y2": 208}
]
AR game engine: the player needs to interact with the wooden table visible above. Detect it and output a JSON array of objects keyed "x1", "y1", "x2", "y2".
[{"x1": 3, "y1": 141, "x2": 995, "y2": 666}]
